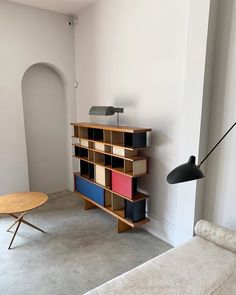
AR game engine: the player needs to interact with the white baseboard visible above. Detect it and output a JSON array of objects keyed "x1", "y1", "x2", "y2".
[{"x1": 142, "y1": 214, "x2": 176, "y2": 246}]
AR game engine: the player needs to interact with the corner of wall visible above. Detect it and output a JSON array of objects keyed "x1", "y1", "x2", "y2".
[{"x1": 195, "y1": 0, "x2": 219, "y2": 225}]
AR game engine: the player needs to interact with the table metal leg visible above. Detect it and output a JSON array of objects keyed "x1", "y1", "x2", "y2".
[
  {"x1": 9, "y1": 213, "x2": 45, "y2": 233},
  {"x1": 7, "y1": 212, "x2": 45, "y2": 250},
  {"x1": 7, "y1": 213, "x2": 25, "y2": 232},
  {"x1": 8, "y1": 214, "x2": 24, "y2": 250}
]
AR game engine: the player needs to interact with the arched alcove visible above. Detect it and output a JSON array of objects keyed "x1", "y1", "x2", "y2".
[{"x1": 22, "y1": 63, "x2": 67, "y2": 193}]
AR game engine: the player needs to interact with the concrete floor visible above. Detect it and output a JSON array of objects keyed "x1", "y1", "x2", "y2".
[{"x1": 0, "y1": 191, "x2": 171, "y2": 295}]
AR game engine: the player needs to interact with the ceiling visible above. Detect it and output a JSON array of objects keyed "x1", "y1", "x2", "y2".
[{"x1": 7, "y1": 0, "x2": 96, "y2": 15}]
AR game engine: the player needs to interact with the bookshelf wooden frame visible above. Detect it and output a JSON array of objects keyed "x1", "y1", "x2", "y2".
[{"x1": 71, "y1": 122, "x2": 151, "y2": 232}]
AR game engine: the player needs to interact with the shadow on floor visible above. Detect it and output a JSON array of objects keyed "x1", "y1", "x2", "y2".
[{"x1": 0, "y1": 191, "x2": 171, "y2": 295}]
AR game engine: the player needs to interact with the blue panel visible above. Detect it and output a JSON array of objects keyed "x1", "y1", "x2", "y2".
[{"x1": 76, "y1": 176, "x2": 104, "y2": 206}]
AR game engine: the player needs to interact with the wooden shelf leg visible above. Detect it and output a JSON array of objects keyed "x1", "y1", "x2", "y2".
[
  {"x1": 117, "y1": 219, "x2": 132, "y2": 233},
  {"x1": 84, "y1": 199, "x2": 97, "y2": 210}
]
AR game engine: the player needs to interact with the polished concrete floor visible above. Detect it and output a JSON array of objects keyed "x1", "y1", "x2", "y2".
[{"x1": 0, "y1": 191, "x2": 171, "y2": 295}]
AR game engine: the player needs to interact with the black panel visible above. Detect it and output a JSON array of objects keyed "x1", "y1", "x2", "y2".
[
  {"x1": 124, "y1": 133, "x2": 133, "y2": 147},
  {"x1": 80, "y1": 160, "x2": 89, "y2": 177},
  {"x1": 124, "y1": 132, "x2": 147, "y2": 148},
  {"x1": 111, "y1": 156, "x2": 124, "y2": 169},
  {"x1": 132, "y1": 178, "x2": 138, "y2": 194},
  {"x1": 79, "y1": 147, "x2": 88, "y2": 158},
  {"x1": 88, "y1": 163, "x2": 95, "y2": 179},
  {"x1": 125, "y1": 199, "x2": 146, "y2": 222},
  {"x1": 105, "y1": 155, "x2": 112, "y2": 166},
  {"x1": 75, "y1": 146, "x2": 80, "y2": 156},
  {"x1": 88, "y1": 128, "x2": 94, "y2": 140},
  {"x1": 106, "y1": 170, "x2": 111, "y2": 189},
  {"x1": 93, "y1": 128, "x2": 104, "y2": 141},
  {"x1": 133, "y1": 133, "x2": 147, "y2": 148}
]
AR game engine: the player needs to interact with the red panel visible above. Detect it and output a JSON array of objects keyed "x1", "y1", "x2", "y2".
[{"x1": 112, "y1": 171, "x2": 132, "y2": 199}]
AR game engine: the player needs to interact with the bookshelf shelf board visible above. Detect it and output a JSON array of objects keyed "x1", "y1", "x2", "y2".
[
  {"x1": 72, "y1": 137, "x2": 150, "y2": 151},
  {"x1": 74, "y1": 191, "x2": 150, "y2": 227},
  {"x1": 72, "y1": 143, "x2": 149, "y2": 162},
  {"x1": 73, "y1": 155, "x2": 148, "y2": 178},
  {"x1": 71, "y1": 122, "x2": 152, "y2": 134}
]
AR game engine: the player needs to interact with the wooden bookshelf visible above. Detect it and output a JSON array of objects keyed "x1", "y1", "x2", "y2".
[{"x1": 71, "y1": 122, "x2": 151, "y2": 232}]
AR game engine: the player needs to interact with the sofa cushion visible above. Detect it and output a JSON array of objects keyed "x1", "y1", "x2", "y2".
[
  {"x1": 84, "y1": 236, "x2": 236, "y2": 295},
  {"x1": 195, "y1": 220, "x2": 236, "y2": 253}
]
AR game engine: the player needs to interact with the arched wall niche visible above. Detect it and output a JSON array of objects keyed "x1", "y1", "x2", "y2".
[{"x1": 21, "y1": 62, "x2": 68, "y2": 193}]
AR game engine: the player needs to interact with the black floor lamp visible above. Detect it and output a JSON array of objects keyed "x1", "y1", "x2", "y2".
[{"x1": 167, "y1": 122, "x2": 236, "y2": 184}]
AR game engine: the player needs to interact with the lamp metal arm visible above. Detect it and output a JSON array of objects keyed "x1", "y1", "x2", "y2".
[{"x1": 199, "y1": 121, "x2": 236, "y2": 167}]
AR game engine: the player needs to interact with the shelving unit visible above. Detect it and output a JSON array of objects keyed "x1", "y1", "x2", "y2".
[{"x1": 71, "y1": 122, "x2": 151, "y2": 232}]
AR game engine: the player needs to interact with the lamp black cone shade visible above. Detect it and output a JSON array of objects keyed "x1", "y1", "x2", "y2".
[{"x1": 167, "y1": 156, "x2": 204, "y2": 184}]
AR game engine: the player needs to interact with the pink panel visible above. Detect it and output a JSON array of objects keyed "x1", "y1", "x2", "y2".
[{"x1": 112, "y1": 171, "x2": 132, "y2": 199}]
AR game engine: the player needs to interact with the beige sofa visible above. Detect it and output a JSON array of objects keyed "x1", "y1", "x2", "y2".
[{"x1": 85, "y1": 220, "x2": 236, "y2": 295}]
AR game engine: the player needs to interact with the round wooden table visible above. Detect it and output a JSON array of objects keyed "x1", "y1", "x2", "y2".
[{"x1": 0, "y1": 192, "x2": 48, "y2": 249}]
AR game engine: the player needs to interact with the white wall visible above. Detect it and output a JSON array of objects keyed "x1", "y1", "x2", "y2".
[
  {"x1": 0, "y1": 0, "x2": 76, "y2": 194},
  {"x1": 0, "y1": 0, "x2": 220, "y2": 245},
  {"x1": 194, "y1": 0, "x2": 219, "y2": 225},
  {"x1": 22, "y1": 64, "x2": 67, "y2": 193},
  {"x1": 75, "y1": 0, "x2": 211, "y2": 245},
  {"x1": 203, "y1": 0, "x2": 236, "y2": 231},
  {"x1": 175, "y1": 0, "x2": 212, "y2": 245}
]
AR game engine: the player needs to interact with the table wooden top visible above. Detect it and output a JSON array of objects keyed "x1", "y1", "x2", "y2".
[{"x1": 0, "y1": 192, "x2": 48, "y2": 214}]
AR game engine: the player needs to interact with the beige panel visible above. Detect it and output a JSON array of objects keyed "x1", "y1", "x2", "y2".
[
  {"x1": 95, "y1": 165, "x2": 106, "y2": 186},
  {"x1": 112, "y1": 146, "x2": 138, "y2": 157},
  {"x1": 95, "y1": 165, "x2": 110, "y2": 187},
  {"x1": 113, "y1": 146, "x2": 125, "y2": 156},
  {"x1": 133, "y1": 159, "x2": 147, "y2": 176},
  {"x1": 80, "y1": 138, "x2": 89, "y2": 147},
  {"x1": 95, "y1": 142, "x2": 105, "y2": 151},
  {"x1": 72, "y1": 137, "x2": 79, "y2": 144}
]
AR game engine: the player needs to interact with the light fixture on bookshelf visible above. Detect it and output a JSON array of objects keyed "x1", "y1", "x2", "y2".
[
  {"x1": 89, "y1": 106, "x2": 124, "y2": 126},
  {"x1": 167, "y1": 121, "x2": 236, "y2": 184}
]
